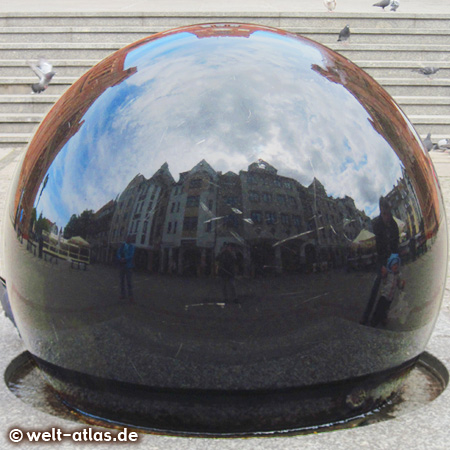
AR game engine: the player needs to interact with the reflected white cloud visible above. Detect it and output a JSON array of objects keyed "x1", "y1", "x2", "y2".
[{"x1": 38, "y1": 28, "x2": 404, "y2": 228}]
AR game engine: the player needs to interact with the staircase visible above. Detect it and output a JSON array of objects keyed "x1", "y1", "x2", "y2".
[{"x1": 0, "y1": 11, "x2": 449, "y2": 148}]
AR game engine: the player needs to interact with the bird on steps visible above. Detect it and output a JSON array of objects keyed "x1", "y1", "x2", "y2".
[
  {"x1": 337, "y1": 25, "x2": 350, "y2": 42},
  {"x1": 324, "y1": 0, "x2": 336, "y2": 12},
  {"x1": 373, "y1": 0, "x2": 391, "y2": 10},
  {"x1": 390, "y1": 0, "x2": 400, "y2": 11}
]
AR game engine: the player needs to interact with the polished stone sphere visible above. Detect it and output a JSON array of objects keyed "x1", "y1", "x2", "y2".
[{"x1": 3, "y1": 23, "x2": 447, "y2": 434}]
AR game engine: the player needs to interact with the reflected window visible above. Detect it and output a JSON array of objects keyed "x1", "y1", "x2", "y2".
[
  {"x1": 265, "y1": 212, "x2": 277, "y2": 224},
  {"x1": 174, "y1": 221, "x2": 178, "y2": 233},
  {"x1": 183, "y1": 216, "x2": 198, "y2": 231},
  {"x1": 263, "y1": 192, "x2": 272, "y2": 203},
  {"x1": 277, "y1": 194, "x2": 286, "y2": 205},
  {"x1": 293, "y1": 215, "x2": 301, "y2": 229},
  {"x1": 249, "y1": 191, "x2": 260, "y2": 202},
  {"x1": 281, "y1": 214, "x2": 290, "y2": 226},
  {"x1": 226, "y1": 196, "x2": 238, "y2": 206},
  {"x1": 186, "y1": 196, "x2": 199, "y2": 207},
  {"x1": 284, "y1": 181, "x2": 292, "y2": 190},
  {"x1": 248, "y1": 174, "x2": 258, "y2": 184},
  {"x1": 251, "y1": 211, "x2": 262, "y2": 224},
  {"x1": 190, "y1": 178, "x2": 202, "y2": 188},
  {"x1": 170, "y1": 202, "x2": 176, "y2": 213},
  {"x1": 288, "y1": 196, "x2": 297, "y2": 208},
  {"x1": 167, "y1": 222, "x2": 172, "y2": 233}
]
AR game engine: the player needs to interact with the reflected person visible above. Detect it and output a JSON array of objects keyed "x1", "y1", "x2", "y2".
[
  {"x1": 361, "y1": 197, "x2": 399, "y2": 325},
  {"x1": 216, "y1": 243, "x2": 238, "y2": 304},
  {"x1": 370, "y1": 254, "x2": 405, "y2": 326},
  {"x1": 117, "y1": 235, "x2": 135, "y2": 303}
]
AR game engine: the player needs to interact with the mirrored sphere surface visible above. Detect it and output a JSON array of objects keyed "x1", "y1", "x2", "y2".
[{"x1": 3, "y1": 23, "x2": 447, "y2": 433}]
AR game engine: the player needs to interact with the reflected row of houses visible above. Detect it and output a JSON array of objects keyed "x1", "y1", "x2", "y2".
[{"x1": 82, "y1": 158, "x2": 419, "y2": 276}]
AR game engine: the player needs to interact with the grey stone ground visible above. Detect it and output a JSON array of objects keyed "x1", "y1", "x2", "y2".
[{"x1": 1, "y1": 1, "x2": 450, "y2": 448}]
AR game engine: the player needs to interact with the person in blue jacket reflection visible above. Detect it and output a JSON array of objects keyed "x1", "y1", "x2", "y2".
[
  {"x1": 361, "y1": 197, "x2": 400, "y2": 325},
  {"x1": 117, "y1": 235, "x2": 135, "y2": 303}
]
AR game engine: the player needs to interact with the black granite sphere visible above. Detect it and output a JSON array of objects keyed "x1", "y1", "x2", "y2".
[{"x1": 3, "y1": 23, "x2": 447, "y2": 434}]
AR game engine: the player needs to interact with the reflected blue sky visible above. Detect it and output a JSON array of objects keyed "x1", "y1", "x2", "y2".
[{"x1": 37, "y1": 28, "x2": 404, "y2": 229}]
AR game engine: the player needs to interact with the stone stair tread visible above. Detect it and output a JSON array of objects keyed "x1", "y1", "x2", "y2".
[
  {"x1": 376, "y1": 78, "x2": 450, "y2": 85},
  {"x1": 394, "y1": 96, "x2": 450, "y2": 103},
  {"x1": 0, "y1": 77, "x2": 76, "y2": 83},
  {"x1": 0, "y1": 59, "x2": 98, "y2": 65},
  {"x1": 408, "y1": 115, "x2": 450, "y2": 122},
  {"x1": 354, "y1": 61, "x2": 450, "y2": 68},
  {"x1": 2, "y1": 26, "x2": 450, "y2": 34},
  {"x1": 0, "y1": 113, "x2": 42, "y2": 121},
  {"x1": 0, "y1": 94, "x2": 59, "y2": 100},
  {"x1": 2, "y1": 11, "x2": 450, "y2": 17},
  {"x1": 330, "y1": 43, "x2": 450, "y2": 50},
  {"x1": 2, "y1": 42, "x2": 450, "y2": 51},
  {"x1": 3, "y1": 76, "x2": 450, "y2": 86}
]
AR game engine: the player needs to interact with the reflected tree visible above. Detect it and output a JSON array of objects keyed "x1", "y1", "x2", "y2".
[{"x1": 64, "y1": 210, "x2": 94, "y2": 239}]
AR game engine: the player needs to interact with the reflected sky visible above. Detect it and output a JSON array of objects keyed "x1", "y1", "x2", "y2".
[{"x1": 37, "y1": 28, "x2": 404, "y2": 229}]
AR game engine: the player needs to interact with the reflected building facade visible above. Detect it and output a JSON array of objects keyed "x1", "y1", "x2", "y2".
[{"x1": 101, "y1": 158, "x2": 373, "y2": 276}]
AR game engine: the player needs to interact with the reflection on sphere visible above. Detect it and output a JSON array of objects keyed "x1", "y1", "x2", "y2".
[{"x1": 3, "y1": 23, "x2": 447, "y2": 433}]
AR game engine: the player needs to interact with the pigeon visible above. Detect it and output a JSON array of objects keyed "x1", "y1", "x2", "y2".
[
  {"x1": 337, "y1": 25, "x2": 350, "y2": 42},
  {"x1": 373, "y1": 0, "x2": 391, "y2": 10},
  {"x1": 437, "y1": 139, "x2": 450, "y2": 150},
  {"x1": 390, "y1": 0, "x2": 400, "y2": 11},
  {"x1": 28, "y1": 57, "x2": 56, "y2": 94},
  {"x1": 324, "y1": 0, "x2": 336, "y2": 12},
  {"x1": 423, "y1": 133, "x2": 435, "y2": 152},
  {"x1": 414, "y1": 66, "x2": 440, "y2": 76}
]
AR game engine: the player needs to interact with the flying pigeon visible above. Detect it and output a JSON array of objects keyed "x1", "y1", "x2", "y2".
[
  {"x1": 324, "y1": 0, "x2": 336, "y2": 12},
  {"x1": 28, "y1": 57, "x2": 56, "y2": 94},
  {"x1": 390, "y1": 0, "x2": 400, "y2": 11},
  {"x1": 373, "y1": 0, "x2": 391, "y2": 10},
  {"x1": 423, "y1": 133, "x2": 435, "y2": 152},
  {"x1": 414, "y1": 66, "x2": 440, "y2": 76},
  {"x1": 337, "y1": 25, "x2": 350, "y2": 42}
]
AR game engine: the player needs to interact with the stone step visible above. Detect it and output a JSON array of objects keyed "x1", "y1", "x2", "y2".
[
  {"x1": 0, "y1": 113, "x2": 41, "y2": 133},
  {"x1": 1, "y1": 12, "x2": 449, "y2": 29},
  {"x1": 0, "y1": 60, "x2": 94, "y2": 78},
  {"x1": 1, "y1": 26, "x2": 449, "y2": 44},
  {"x1": 2, "y1": 59, "x2": 450, "y2": 81},
  {"x1": 397, "y1": 97, "x2": 450, "y2": 116},
  {"x1": 0, "y1": 95, "x2": 57, "y2": 113},
  {"x1": 381, "y1": 79, "x2": 450, "y2": 97},
  {"x1": 0, "y1": 77, "x2": 71, "y2": 95},
  {"x1": 0, "y1": 133, "x2": 30, "y2": 147},
  {"x1": 2, "y1": 75, "x2": 448, "y2": 99},
  {"x1": 1, "y1": 43, "x2": 449, "y2": 64}
]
